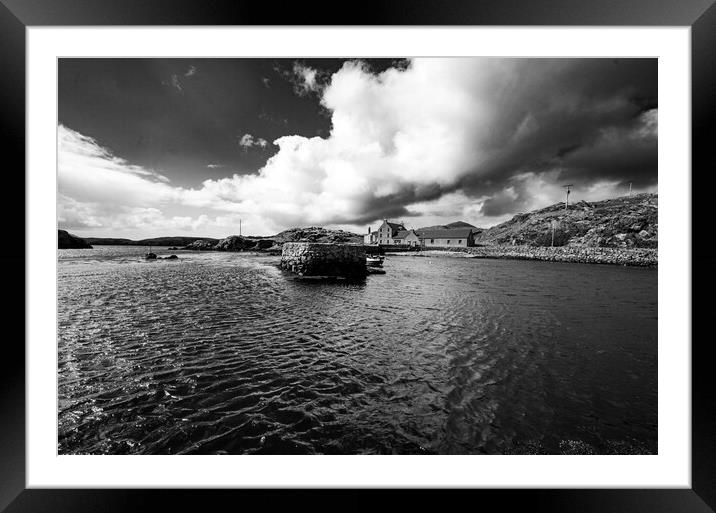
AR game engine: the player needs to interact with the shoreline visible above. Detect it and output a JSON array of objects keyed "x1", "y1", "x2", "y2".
[{"x1": 386, "y1": 245, "x2": 657, "y2": 267}]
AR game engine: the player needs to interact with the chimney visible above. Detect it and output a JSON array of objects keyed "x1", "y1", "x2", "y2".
[{"x1": 367, "y1": 226, "x2": 371, "y2": 234}]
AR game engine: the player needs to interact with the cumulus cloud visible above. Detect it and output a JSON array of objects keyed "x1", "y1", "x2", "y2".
[
  {"x1": 238, "y1": 133, "x2": 268, "y2": 150},
  {"x1": 60, "y1": 58, "x2": 657, "y2": 237},
  {"x1": 194, "y1": 58, "x2": 656, "y2": 227}
]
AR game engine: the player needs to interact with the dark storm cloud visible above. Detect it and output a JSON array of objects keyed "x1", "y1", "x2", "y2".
[{"x1": 445, "y1": 59, "x2": 657, "y2": 217}]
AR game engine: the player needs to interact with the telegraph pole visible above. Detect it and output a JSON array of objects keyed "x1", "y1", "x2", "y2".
[
  {"x1": 628, "y1": 182, "x2": 633, "y2": 196},
  {"x1": 239, "y1": 219, "x2": 242, "y2": 236},
  {"x1": 562, "y1": 184, "x2": 573, "y2": 210}
]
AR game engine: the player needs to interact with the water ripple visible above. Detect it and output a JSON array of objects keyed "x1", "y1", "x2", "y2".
[{"x1": 58, "y1": 246, "x2": 657, "y2": 455}]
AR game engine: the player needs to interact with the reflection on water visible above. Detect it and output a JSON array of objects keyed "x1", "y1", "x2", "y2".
[{"x1": 58, "y1": 246, "x2": 657, "y2": 454}]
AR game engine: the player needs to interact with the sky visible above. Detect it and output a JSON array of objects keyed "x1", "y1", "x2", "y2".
[{"x1": 58, "y1": 58, "x2": 657, "y2": 239}]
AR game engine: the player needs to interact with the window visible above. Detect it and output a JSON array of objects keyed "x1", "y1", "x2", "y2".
[
  {"x1": 458, "y1": 240, "x2": 462, "y2": 244},
  {"x1": 430, "y1": 239, "x2": 434, "y2": 243},
  {"x1": 447, "y1": 240, "x2": 451, "y2": 244}
]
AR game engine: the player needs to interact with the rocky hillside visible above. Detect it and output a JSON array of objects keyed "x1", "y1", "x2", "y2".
[
  {"x1": 270, "y1": 227, "x2": 363, "y2": 244},
  {"x1": 182, "y1": 228, "x2": 361, "y2": 252},
  {"x1": 213, "y1": 235, "x2": 274, "y2": 251},
  {"x1": 58, "y1": 229, "x2": 92, "y2": 249},
  {"x1": 475, "y1": 193, "x2": 657, "y2": 249}
]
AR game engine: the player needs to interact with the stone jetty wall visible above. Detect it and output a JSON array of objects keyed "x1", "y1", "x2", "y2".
[
  {"x1": 466, "y1": 245, "x2": 657, "y2": 267},
  {"x1": 384, "y1": 244, "x2": 658, "y2": 266},
  {"x1": 281, "y1": 242, "x2": 367, "y2": 277}
]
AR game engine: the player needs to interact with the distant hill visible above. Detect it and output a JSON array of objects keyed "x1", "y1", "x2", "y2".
[
  {"x1": 85, "y1": 236, "x2": 219, "y2": 246},
  {"x1": 84, "y1": 237, "x2": 133, "y2": 245},
  {"x1": 475, "y1": 193, "x2": 658, "y2": 248},
  {"x1": 416, "y1": 221, "x2": 480, "y2": 231},
  {"x1": 81, "y1": 229, "x2": 362, "y2": 251},
  {"x1": 58, "y1": 229, "x2": 92, "y2": 249}
]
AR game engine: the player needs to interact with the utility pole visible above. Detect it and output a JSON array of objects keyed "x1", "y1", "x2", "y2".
[
  {"x1": 239, "y1": 219, "x2": 242, "y2": 236},
  {"x1": 562, "y1": 184, "x2": 573, "y2": 210},
  {"x1": 628, "y1": 182, "x2": 633, "y2": 196}
]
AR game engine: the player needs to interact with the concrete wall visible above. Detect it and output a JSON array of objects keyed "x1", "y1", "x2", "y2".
[{"x1": 281, "y1": 242, "x2": 367, "y2": 277}]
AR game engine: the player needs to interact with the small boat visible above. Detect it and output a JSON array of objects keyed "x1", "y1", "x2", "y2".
[{"x1": 366, "y1": 255, "x2": 384, "y2": 267}]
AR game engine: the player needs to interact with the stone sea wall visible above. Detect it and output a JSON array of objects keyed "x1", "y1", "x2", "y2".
[
  {"x1": 465, "y1": 245, "x2": 657, "y2": 267},
  {"x1": 281, "y1": 242, "x2": 367, "y2": 277}
]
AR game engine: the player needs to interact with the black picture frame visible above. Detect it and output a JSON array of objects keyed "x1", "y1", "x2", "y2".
[{"x1": 3, "y1": 1, "x2": 713, "y2": 511}]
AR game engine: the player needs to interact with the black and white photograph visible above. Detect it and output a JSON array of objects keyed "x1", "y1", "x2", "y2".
[{"x1": 57, "y1": 57, "x2": 658, "y2": 456}]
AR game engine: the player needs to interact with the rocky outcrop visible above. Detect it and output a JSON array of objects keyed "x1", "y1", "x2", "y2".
[
  {"x1": 213, "y1": 235, "x2": 257, "y2": 251},
  {"x1": 475, "y1": 193, "x2": 658, "y2": 249},
  {"x1": 184, "y1": 235, "x2": 278, "y2": 252},
  {"x1": 58, "y1": 230, "x2": 92, "y2": 249},
  {"x1": 272, "y1": 227, "x2": 363, "y2": 244},
  {"x1": 281, "y1": 243, "x2": 367, "y2": 277},
  {"x1": 183, "y1": 239, "x2": 216, "y2": 251}
]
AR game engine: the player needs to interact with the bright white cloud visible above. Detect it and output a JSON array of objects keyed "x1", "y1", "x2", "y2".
[
  {"x1": 58, "y1": 125, "x2": 176, "y2": 208},
  {"x1": 58, "y1": 125, "x2": 281, "y2": 237}
]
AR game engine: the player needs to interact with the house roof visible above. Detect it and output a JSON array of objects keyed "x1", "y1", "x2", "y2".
[
  {"x1": 386, "y1": 221, "x2": 405, "y2": 232},
  {"x1": 393, "y1": 229, "x2": 419, "y2": 239},
  {"x1": 417, "y1": 227, "x2": 474, "y2": 239}
]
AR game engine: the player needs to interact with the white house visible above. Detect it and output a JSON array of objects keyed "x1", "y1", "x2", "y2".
[{"x1": 365, "y1": 219, "x2": 406, "y2": 245}]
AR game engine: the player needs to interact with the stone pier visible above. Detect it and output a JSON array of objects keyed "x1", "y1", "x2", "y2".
[{"x1": 280, "y1": 242, "x2": 367, "y2": 277}]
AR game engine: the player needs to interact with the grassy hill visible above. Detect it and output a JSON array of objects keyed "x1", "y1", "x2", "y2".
[
  {"x1": 475, "y1": 193, "x2": 657, "y2": 249},
  {"x1": 416, "y1": 221, "x2": 480, "y2": 231}
]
